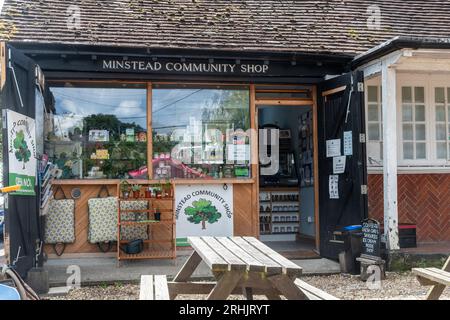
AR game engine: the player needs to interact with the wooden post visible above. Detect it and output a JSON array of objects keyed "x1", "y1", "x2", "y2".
[{"x1": 381, "y1": 61, "x2": 400, "y2": 251}]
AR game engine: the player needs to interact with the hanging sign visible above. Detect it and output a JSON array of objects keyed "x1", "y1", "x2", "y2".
[
  {"x1": 6, "y1": 110, "x2": 37, "y2": 196},
  {"x1": 175, "y1": 185, "x2": 233, "y2": 244},
  {"x1": 326, "y1": 139, "x2": 341, "y2": 157}
]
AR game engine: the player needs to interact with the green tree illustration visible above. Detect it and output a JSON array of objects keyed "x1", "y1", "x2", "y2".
[
  {"x1": 185, "y1": 199, "x2": 221, "y2": 230},
  {"x1": 13, "y1": 130, "x2": 31, "y2": 169}
]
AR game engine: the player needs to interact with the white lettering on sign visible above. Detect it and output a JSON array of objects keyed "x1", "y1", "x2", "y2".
[{"x1": 102, "y1": 60, "x2": 269, "y2": 74}]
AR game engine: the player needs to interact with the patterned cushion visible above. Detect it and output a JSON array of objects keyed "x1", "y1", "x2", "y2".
[
  {"x1": 44, "y1": 199, "x2": 75, "y2": 244},
  {"x1": 88, "y1": 197, "x2": 118, "y2": 243},
  {"x1": 120, "y1": 200, "x2": 149, "y2": 240}
]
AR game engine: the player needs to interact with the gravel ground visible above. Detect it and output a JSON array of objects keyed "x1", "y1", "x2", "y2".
[{"x1": 47, "y1": 272, "x2": 450, "y2": 300}]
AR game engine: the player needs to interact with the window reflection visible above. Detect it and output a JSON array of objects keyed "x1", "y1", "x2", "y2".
[
  {"x1": 152, "y1": 85, "x2": 250, "y2": 179},
  {"x1": 46, "y1": 83, "x2": 147, "y2": 179}
]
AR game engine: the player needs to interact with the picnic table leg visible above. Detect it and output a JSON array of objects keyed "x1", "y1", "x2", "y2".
[
  {"x1": 268, "y1": 275, "x2": 308, "y2": 300},
  {"x1": 207, "y1": 271, "x2": 245, "y2": 300},
  {"x1": 170, "y1": 251, "x2": 203, "y2": 299},
  {"x1": 426, "y1": 258, "x2": 450, "y2": 300},
  {"x1": 242, "y1": 287, "x2": 253, "y2": 300}
]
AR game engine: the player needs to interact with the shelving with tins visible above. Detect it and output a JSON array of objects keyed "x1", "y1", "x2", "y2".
[
  {"x1": 259, "y1": 188, "x2": 300, "y2": 237},
  {"x1": 117, "y1": 182, "x2": 176, "y2": 261}
]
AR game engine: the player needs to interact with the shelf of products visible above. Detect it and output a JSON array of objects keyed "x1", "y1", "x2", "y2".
[
  {"x1": 259, "y1": 189, "x2": 300, "y2": 236},
  {"x1": 117, "y1": 182, "x2": 176, "y2": 261}
]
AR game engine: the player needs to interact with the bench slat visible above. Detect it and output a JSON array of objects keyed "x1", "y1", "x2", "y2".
[
  {"x1": 215, "y1": 237, "x2": 266, "y2": 272},
  {"x1": 188, "y1": 237, "x2": 229, "y2": 272},
  {"x1": 154, "y1": 275, "x2": 170, "y2": 300},
  {"x1": 294, "y1": 279, "x2": 339, "y2": 300},
  {"x1": 201, "y1": 237, "x2": 247, "y2": 270},
  {"x1": 139, "y1": 275, "x2": 154, "y2": 300},
  {"x1": 243, "y1": 236, "x2": 302, "y2": 276},
  {"x1": 413, "y1": 268, "x2": 450, "y2": 286}
]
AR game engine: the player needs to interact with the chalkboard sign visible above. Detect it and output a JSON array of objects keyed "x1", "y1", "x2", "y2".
[{"x1": 361, "y1": 218, "x2": 381, "y2": 258}]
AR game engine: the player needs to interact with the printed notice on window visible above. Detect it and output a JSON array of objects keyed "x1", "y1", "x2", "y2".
[
  {"x1": 343, "y1": 131, "x2": 353, "y2": 156},
  {"x1": 333, "y1": 156, "x2": 346, "y2": 174},
  {"x1": 329, "y1": 175, "x2": 339, "y2": 199},
  {"x1": 326, "y1": 139, "x2": 341, "y2": 158}
]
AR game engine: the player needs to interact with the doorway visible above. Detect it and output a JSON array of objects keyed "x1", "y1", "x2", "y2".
[{"x1": 254, "y1": 85, "x2": 320, "y2": 258}]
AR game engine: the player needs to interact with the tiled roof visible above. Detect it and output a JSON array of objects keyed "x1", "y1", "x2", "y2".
[{"x1": 1, "y1": 0, "x2": 450, "y2": 56}]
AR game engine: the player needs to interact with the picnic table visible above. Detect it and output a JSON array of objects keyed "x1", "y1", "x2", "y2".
[{"x1": 167, "y1": 236, "x2": 314, "y2": 300}]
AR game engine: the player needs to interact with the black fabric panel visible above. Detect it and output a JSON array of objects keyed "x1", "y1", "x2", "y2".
[
  {"x1": 317, "y1": 71, "x2": 368, "y2": 260},
  {"x1": 2, "y1": 45, "x2": 40, "y2": 277}
]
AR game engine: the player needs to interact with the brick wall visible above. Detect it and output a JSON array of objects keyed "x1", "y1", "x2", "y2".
[{"x1": 367, "y1": 173, "x2": 450, "y2": 243}]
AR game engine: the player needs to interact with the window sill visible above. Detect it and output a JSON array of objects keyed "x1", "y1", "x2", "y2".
[
  {"x1": 51, "y1": 178, "x2": 255, "y2": 185},
  {"x1": 368, "y1": 166, "x2": 450, "y2": 174}
]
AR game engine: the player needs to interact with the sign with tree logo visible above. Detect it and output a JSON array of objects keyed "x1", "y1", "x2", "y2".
[
  {"x1": 6, "y1": 110, "x2": 37, "y2": 196},
  {"x1": 175, "y1": 185, "x2": 233, "y2": 245}
]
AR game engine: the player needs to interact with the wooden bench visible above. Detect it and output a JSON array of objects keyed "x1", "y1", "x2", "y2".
[
  {"x1": 139, "y1": 275, "x2": 170, "y2": 300},
  {"x1": 294, "y1": 279, "x2": 340, "y2": 300},
  {"x1": 412, "y1": 256, "x2": 450, "y2": 300}
]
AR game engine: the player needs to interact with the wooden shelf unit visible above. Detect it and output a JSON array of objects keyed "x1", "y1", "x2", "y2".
[{"x1": 117, "y1": 182, "x2": 176, "y2": 261}]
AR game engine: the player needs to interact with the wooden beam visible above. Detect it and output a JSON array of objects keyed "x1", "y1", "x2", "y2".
[
  {"x1": 254, "y1": 99, "x2": 313, "y2": 106},
  {"x1": 321, "y1": 85, "x2": 346, "y2": 97},
  {"x1": 381, "y1": 60, "x2": 399, "y2": 251},
  {"x1": 312, "y1": 85, "x2": 320, "y2": 251},
  {"x1": 147, "y1": 82, "x2": 153, "y2": 179}
]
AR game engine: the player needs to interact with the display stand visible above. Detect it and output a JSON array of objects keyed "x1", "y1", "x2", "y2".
[{"x1": 117, "y1": 182, "x2": 176, "y2": 261}]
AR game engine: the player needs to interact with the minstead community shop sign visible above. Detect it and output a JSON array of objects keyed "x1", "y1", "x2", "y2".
[
  {"x1": 175, "y1": 185, "x2": 233, "y2": 243},
  {"x1": 6, "y1": 110, "x2": 37, "y2": 196},
  {"x1": 102, "y1": 59, "x2": 269, "y2": 74}
]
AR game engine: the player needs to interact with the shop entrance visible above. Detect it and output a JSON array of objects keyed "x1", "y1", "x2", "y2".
[{"x1": 255, "y1": 85, "x2": 320, "y2": 257}]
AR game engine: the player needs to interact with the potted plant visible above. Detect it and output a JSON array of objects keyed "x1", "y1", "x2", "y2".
[
  {"x1": 163, "y1": 179, "x2": 172, "y2": 198},
  {"x1": 145, "y1": 186, "x2": 152, "y2": 198},
  {"x1": 131, "y1": 184, "x2": 141, "y2": 198},
  {"x1": 154, "y1": 183, "x2": 162, "y2": 199},
  {"x1": 120, "y1": 180, "x2": 130, "y2": 199}
]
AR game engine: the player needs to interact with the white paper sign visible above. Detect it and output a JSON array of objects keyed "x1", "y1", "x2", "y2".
[
  {"x1": 343, "y1": 131, "x2": 353, "y2": 156},
  {"x1": 333, "y1": 156, "x2": 346, "y2": 174},
  {"x1": 329, "y1": 175, "x2": 339, "y2": 199},
  {"x1": 227, "y1": 144, "x2": 250, "y2": 162},
  {"x1": 326, "y1": 139, "x2": 341, "y2": 158},
  {"x1": 175, "y1": 185, "x2": 233, "y2": 241}
]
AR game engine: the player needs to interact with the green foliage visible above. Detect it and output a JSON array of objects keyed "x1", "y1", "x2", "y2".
[
  {"x1": 13, "y1": 130, "x2": 32, "y2": 169},
  {"x1": 185, "y1": 199, "x2": 221, "y2": 230}
]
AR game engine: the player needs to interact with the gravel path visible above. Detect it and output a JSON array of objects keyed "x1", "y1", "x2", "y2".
[{"x1": 47, "y1": 272, "x2": 450, "y2": 300}]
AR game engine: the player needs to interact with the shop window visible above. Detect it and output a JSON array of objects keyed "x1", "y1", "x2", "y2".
[
  {"x1": 152, "y1": 85, "x2": 250, "y2": 179},
  {"x1": 434, "y1": 87, "x2": 450, "y2": 160},
  {"x1": 46, "y1": 83, "x2": 148, "y2": 179},
  {"x1": 366, "y1": 85, "x2": 383, "y2": 166},
  {"x1": 401, "y1": 86, "x2": 427, "y2": 160}
]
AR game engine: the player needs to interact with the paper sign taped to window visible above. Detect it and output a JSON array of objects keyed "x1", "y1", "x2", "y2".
[
  {"x1": 343, "y1": 131, "x2": 353, "y2": 156},
  {"x1": 329, "y1": 175, "x2": 339, "y2": 199},
  {"x1": 333, "y1": 156, "x2": 346, "y2": 174},
  {"x1": 326, "y1": 139, "x2": 341, "y2": 158}
]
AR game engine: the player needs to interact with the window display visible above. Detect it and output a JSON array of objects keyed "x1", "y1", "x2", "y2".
[
  {"x1": 46, "y1": 83, "x2": 147, "y2": 179},
  {"x1": 152, "y1": 85, "x2": 251, "y2": 179}
]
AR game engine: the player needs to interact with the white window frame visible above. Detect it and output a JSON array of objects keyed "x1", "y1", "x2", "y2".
[
  {"x1": 365, "y1": 73, "x2": 450, "y2": 169},
  {"x1": 365, "y1": 77, "x2": 383, "y2": 167}
]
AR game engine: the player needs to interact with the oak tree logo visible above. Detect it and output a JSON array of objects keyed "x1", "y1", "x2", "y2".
[
  {"x1": 184, "y1": 199, "x2": 221, "y2": 230},
  {"x1": 13, "y1": 130, "x2": 32, "y2": 169}
]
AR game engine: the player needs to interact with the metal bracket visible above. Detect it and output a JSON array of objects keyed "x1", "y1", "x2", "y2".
[
  {"x1": 344, "y1": 75, "x2": 354, "y2": 124},
  {"x1": 359, "y1": 133, "x2": 366, "y2": 143},
  {"x1": 361, "y1": 185, "x2": 368, "y2": 195},
  {"x1": 357, "y1": 82, "x2": 364, "y2": 92}
]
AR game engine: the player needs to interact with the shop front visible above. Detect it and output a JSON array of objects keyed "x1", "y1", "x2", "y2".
[{"x1": 1, "y1": 42, "x2": 368, "y2": 275}]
